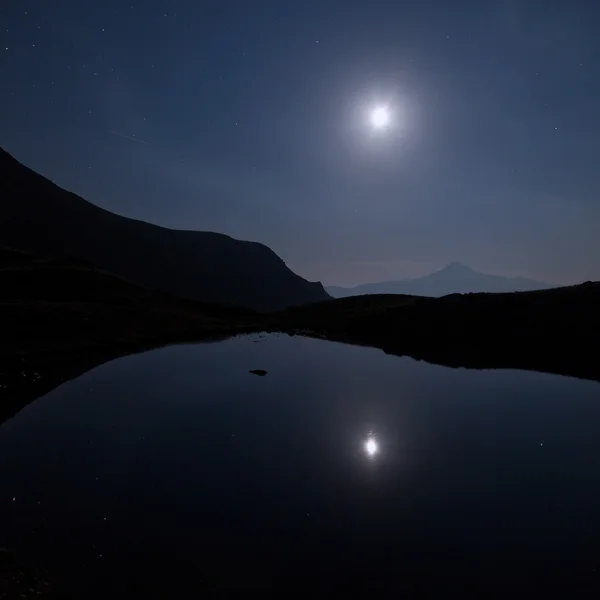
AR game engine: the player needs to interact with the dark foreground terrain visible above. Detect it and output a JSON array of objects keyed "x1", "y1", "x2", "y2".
[
  {"x1": 274, "y1": 282, "x2": 600, "y2": 382},
  {"x1": 0, "y1": 246, "x2": 259, "y2": 356}
]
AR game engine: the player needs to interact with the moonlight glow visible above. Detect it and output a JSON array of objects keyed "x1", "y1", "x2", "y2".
[
  {"x1": 365, "y1": 437, "x2": 379, "y2": 457},
  {"x1": 370, "y1": 105, "x2": 390, "y2": 129}
]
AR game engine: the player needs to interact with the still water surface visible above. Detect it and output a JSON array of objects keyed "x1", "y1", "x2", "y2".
[{"x1": 1, "y1": 334, "x2": 600, "y2": 596}]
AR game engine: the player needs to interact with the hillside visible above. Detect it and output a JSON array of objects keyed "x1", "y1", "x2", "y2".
[
  {"x1": 0, "y1": 148, "x2": 329, "y2": 311},
  {"x1": 327, "y1": 261, "x2": 551, "y2": 298},
  {"x1": 275, "y1": 284, "x2": 600, "y2": 381},
  {"x1": 0, "y1": 246, "x2": 258, "y2": 358},
  {"x1": 278, "y1": 284, "x2": 599, "y2": 339}
]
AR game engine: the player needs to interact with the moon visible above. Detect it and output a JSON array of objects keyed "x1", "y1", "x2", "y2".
[
  {"x1": 364, "y1": 437, "x2": 379, "y2": 457},
  {"x1": 370, "y1": 105, "x2": 390, "y2": 129}
]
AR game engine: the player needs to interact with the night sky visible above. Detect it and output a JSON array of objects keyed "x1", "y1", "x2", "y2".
[{"x1": 1, "y1": 1, "x2": 599, "y2": 286}]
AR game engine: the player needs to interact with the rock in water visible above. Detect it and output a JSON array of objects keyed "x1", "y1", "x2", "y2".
[{"x1": 249, "y1": 369, "x2": 268, "y2": 376}]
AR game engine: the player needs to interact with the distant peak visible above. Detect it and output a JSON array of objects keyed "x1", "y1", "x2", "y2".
[{"x1": 440, "y1": 262, "x2": 474, "y2": 273}]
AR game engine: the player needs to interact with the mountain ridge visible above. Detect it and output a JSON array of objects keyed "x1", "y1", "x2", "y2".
[
  {"x1": 0, "y1": 147, "x2": 329, "y2": 311},
  {"x1": 327, "y1": 262, "x2": 552, "y2": 298}
]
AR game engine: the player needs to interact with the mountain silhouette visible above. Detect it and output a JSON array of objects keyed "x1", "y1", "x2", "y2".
[
  {"x1": 0, "y1": 148, "x2": 329, "y2": 311},
  {"x1": 327, "y1": 262, "x2": 551, "y2": 298}
]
